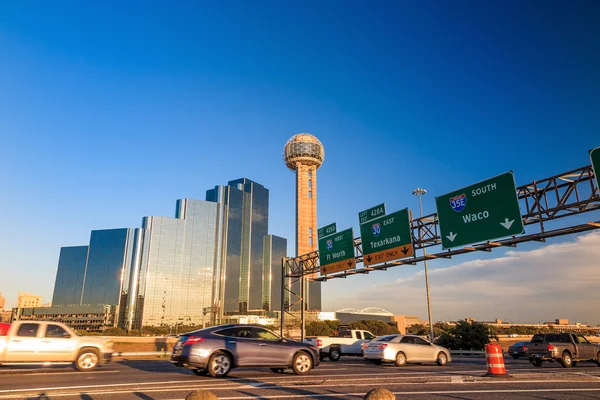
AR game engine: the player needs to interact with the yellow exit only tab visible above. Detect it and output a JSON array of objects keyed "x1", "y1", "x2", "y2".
[
  {"x1": 363, "y1": 244, "x2": 413, "y2": 266},
  {"x1": 320, "y1": 258, "x2": 356, "y2": 275}
]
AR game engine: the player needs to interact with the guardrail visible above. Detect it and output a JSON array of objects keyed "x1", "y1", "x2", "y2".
[
  {"x1": 113, "y1": 351, "x2": 167, "y2": 357},
  {"x1": 449, "y1": 349, "x2": 485, "y2": 355}
]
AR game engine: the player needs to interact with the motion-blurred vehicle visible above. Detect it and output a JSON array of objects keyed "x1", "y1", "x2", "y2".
[
  {"x1": 508, "y1": 333, "x2": 519, "y2": 338},
  {"x1": 507, "y1": 341, "x2": 530, "y2": 359},
  {"x1": 363, "y1": 334, "x2": 451, "y2": 366},
  {"x1": 0, "y1": 321, "x2": 113, "y2": 371},
  {"x1": 304, "y1": 329, "x2": 376, "y2": 361},
  {"x1": 171, "y1": 324, "x2": 319, "y2": 377},
  {"x1": 526, "y1": 332, "x2": 600, "y2": 368}
]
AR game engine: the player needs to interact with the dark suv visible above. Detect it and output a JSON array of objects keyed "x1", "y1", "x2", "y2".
[{"x1": 171, "y1": 324, "x2": 320, "y2": 377}]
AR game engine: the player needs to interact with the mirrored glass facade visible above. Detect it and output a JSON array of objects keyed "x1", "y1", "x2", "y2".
[
  {"x1": 82, "y1": 228, "x2": 136, "y2": 306},
  {"x1": 207, "y1": 178, "x2": 269, "y2": 314},
  {"x1": 127, "y1": 199, "x2": 222, "y2": 330},
  {"x1": 52, "y1": 246, "x2": 89, "y2": 306},
  {"x1": 262, "y1": 235, "x2": 287, "y2": 311}
]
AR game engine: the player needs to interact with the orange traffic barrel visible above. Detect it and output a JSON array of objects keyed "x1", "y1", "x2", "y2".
[{"x1": 484, "y1": 343, "x2": 506, "y2": 376}]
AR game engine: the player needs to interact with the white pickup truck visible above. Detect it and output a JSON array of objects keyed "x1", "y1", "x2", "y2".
[
  {"x1": 304, "y1": 329, "x2": 376, "y2": 361},
  {"x1": 0, "y1": 321, "x2": 113, "y2": 371}
]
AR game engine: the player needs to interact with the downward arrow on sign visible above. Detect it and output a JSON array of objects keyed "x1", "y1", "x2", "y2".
[
  {"x1": 446, "y1": 232, "x2": 457, "y2": 242},
  {"x1": 500, "y1": 218, "x2": 514, "y2": 229}
]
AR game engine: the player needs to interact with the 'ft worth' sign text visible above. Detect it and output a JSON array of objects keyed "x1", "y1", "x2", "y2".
[
  {"x1": 318, "y1": 228, "x2": 355, "y2": 275},
  {"x1": 360, "y1": 208, "x2": 413, "y2": 265},
  {"x1": 435, "y1": 172, "x2": 524, "y2": 249}
]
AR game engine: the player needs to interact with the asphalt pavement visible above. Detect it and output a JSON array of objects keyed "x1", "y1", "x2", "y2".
[{"x1": 1, "y1": 357, "x2": 600, "y2": 399}]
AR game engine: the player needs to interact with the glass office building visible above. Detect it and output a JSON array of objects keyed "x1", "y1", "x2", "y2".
[
  {"x1": 82, "y1": 228, "x2": 137, "y2": 306},
  {"x1": 126, "y1": 199, "x2": 223, "y2": 330},
  {"x1": 206, "y1": 178, "x2": 269, "y2": 314},
  {"x1": 52, "y1": 177, "x2": 284, "y2": 330},
  {"x1": 262, "y1": 235, "x2": 287, "y2": 312},
  {"x1": 52, "y1": 246, "x2": 89, "y2": 306}
]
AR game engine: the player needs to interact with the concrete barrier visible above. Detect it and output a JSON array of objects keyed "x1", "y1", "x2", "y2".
[
  {"x1": 185, "y1": 390, "x2": 219, "y2": 400},
  {"x1": 364, "y1": 388, "x2": 395, "y2": 399}
]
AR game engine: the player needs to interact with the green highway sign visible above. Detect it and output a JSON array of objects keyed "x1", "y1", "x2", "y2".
[
  {"x1": 591, "y1": 147, "x2": 600, "y2": 189},
  {"x1": 318, "y1": 223, "x2": 337, "y2": 239},
  {"x1": 435, "y1": 172, "x2": 524, "y2": 249},
  {"x1": 359, "y1": 203, "x2": 386, "y2": 224},
  {"x1": 318, "y1": 228, "x2": 355, "y2": 275},
  {"x1": 360, "y1": 208, "x2": 413, "y2": 266}
]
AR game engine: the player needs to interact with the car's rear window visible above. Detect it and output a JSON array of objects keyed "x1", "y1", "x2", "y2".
[
  {"x1": 531, "y1": 334, "x2": 571, "y2": 343},
  {"x1": 376, "y1": 335, "x2": 399, "y2": 342}
]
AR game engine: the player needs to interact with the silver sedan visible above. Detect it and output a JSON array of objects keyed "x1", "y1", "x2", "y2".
[{"x1": 363, "y1": 334, "x2": 451, "y2": 366}]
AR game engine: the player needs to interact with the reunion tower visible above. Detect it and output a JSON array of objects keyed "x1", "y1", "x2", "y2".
[{"x1": 283, "y1": 133, "x2": 324, "y2": 311}]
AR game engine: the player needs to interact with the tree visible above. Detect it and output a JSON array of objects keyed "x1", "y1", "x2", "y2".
[
  {"x1": 348, "y1": 320, "x2": 399, "y2": 336},
  {"x1": 407, "y1": 324, "x2": 429, "y2": 336},
  {"x1": 127, "y1": 329, "x2": 141, "y2": 336},
  {"x1": 436, "y1": 319, "x2": 496, "y2": 350},
  {"x1": 306, "y1": 321, "x2": 339, "y2": 336},
  {"x1": 102, "y1": 327, "x2": 126, "y2": 336}
]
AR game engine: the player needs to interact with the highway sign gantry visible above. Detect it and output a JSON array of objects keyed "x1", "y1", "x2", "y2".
[
  {"x1": 359, "y1": 203, "x2": 386, "y2": 224},
  {"x1": 318, "y1": 228, "x2": 355, "y2": 275},
  {"x1": 591, "y1": 147, "x2": 600, "y2": 189},
  {"x1": 435, "y1": 172, "x2": 524, "y2": 249},
  {"x1": 360, "y1": 208, "x2": 413, "y2": 266}
]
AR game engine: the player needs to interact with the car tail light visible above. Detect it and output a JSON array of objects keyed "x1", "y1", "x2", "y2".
[
  {"x1": 316, "y1": 339, "x2": 323, "y2": 347},
  {"x1": 522, "y1": 346, "x2": 527, "y2": 352},
  {"x1": 547, "y1": 344, "x2": 554, "y2": 351},
  {"x1": 378, "y1": 343, "x2": 388, "y2": 349},
  {"x1": 184, "y1": 336, "x2": 204, "y2": 345}
]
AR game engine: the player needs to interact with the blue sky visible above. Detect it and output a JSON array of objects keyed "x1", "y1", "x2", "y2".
[{"x1": 1, "y1": 1, "x2": 599, "y2": 319}]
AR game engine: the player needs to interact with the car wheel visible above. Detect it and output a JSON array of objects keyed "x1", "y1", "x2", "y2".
[
  {"x1": 532, "y1": 359, "x2": 542, "y2": 367},
  {"x1": 192, "y1": 368, "x2": 208, "y2": 376},
  {"x1": 292, "y1": 352, "x2": 313, "y2": 375},
  {"x1": 596, "y1": 352, "x2": 600, "y2": 367},
  {"x1": 74, "y1": 348, "x2": 99, "y2": 372},
  {"x1": 512, "y1": 355, "x2": 519, "y2": 360},
  {"x1": 270, "y1": 368, "x2": 285, "y2": 373},
  {"x1": 436, "y1": 352, "x2": 448, "y2": 366},
  {"x1": 208, "y1": 352, "x2": 232, "y2": 378},
  {"x1": 328, "y1": 347, "x2": 341, "y2": 362},
  {"x1": 561, "y1": 352, "x2": 573, "y2": 368},
  {"x1": 395, "y1": 352, "x2": 407, "y2": 367}
]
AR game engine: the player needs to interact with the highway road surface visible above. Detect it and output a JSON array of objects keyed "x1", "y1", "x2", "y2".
[{"x1": 1, "y1": 357, "x2": 600, "y2": 399}]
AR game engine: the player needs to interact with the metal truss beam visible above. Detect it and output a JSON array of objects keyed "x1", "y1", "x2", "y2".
[{"x1": 283, "y1": 164, "x2": 600, "y2": 280}]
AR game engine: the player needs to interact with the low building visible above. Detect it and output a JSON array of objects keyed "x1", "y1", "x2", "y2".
[
  {"x1": 0, "y1": 292, "x2": 5, "y2": 309},
  {"x1": 11, "y1": 304, "x2": 115, "y2": 332},
  {"x1": 17, "y1": 292, "x2": 43, "y2": 308},
  {"x1": 0, "y1": 310, "x2": 11, "y2": 323}
]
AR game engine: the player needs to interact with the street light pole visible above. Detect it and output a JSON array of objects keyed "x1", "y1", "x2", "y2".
[{"x1": 412, "y1": 188, "x2": 435, "y2": 343}]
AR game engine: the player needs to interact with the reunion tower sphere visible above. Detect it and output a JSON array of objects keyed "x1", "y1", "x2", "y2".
[{"x1": 283, "y1": 133, "x2": 325, "y2": 171}]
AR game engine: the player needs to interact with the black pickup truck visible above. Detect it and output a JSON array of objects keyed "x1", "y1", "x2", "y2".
[{"x1": 525, "y1": 332, "x2": 600, "y2": 368}]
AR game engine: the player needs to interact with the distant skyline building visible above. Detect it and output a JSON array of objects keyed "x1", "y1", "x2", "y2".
[
  {"x1": 0, "y1": 292, "x2": 5, "y2": 310},
  {"x1": 17, "y1": 292, "x2": 42, "y2": 308},
  {"x1": 207, "y1": 178, "x2": 269, "y2": 314},
  {"x1": 283, "y1": 133, "x2": 324, "y2": 311}
]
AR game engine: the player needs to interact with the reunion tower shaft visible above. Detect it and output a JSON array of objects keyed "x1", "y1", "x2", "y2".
[{"x1": 283, "y1": 134, "x2": 324, "y2": 311}]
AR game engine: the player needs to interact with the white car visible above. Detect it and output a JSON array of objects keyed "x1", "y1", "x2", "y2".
[{"x1": 363, "y1": 334, "x2": 451, "y2": 366}]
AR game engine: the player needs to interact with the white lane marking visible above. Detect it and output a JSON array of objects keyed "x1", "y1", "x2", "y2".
[
  {"x1": 216, "y1": 388, "x2": 600, "y2": 399},
  {"x1": 0, "y1": 370, "x2": 119, "y2": 376},
  {"x1": 1, "y1": 379, "x2": 598, "y2": 399}
]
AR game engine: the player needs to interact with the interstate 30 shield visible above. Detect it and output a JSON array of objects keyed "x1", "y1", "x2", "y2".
[
  {"x1": 450, "y1": 193, "x2": 467, "y2": 212},
  {"x1": 372, "y1": 223, "x2": 381, "y2": 237},
  {"x1": 326, "y1": 239, "x2": 333, "y2": 250}
]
